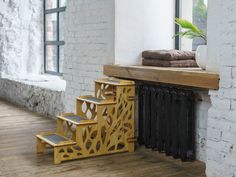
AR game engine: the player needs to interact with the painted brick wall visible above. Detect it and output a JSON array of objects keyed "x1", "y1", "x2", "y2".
[
  {"x1": 0, "y1": 78, "x2": 65, "y2": 117},
  {"x1": 63, "y1": 0, "x2": 115, "y2": 112},
  {"x1": 0, "y1": 0, "x2": 43, "y2": 77},
  {"x1": 195, "y1": 91, "x2": 211, "y2": 162},
  {"x1": 206, "y1": 0, "x2": 236, "y2": 176}
]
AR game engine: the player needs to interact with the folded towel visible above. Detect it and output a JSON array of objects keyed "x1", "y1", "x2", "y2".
[
  {"x1": 142, "y1": 50, "x2": 195, "y2": 60},
  {"x1": 142, "y1": 58, "x2": 198, "y2": 67}
]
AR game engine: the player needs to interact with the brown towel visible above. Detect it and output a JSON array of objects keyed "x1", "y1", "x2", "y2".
[
  {"x1": 142, "y1": 58, "x2": 198, "y2": 67},
  {"x1": 142, "y1": 50, "x2": 195, "y2": 60}
]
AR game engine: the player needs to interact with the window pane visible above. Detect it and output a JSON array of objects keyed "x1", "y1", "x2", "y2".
[
  {"x1": 46, "y1": 13, "x2": 57, "y2": 41},
  {"x1": 59, "y1": 46, "x2": 64, "y2": 73},
  {"x1": 59, "y1": 0, "x2": 66, "y2": 7},
  {"x1": 192, "y1": 0, "x2": 207, "y2": 50},
  {"x1": 180, "y1": 0, "x2": 207, "y2": 51},
  {"x1": 46, "y1": 0, "x2": 57, "y2": 9},
  {"x1": 59, "y1": 12, "x2": 65, "y2": 41},
  {"x1": 46, "y1": 45, "x2": 58, "y2": 72},
  {"x1": 44, "y1": 0, "x2": 66, "y2": 74}
]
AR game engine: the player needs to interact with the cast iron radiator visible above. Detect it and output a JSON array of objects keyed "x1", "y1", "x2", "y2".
[{"x1": 137, "y1": 83, "x2": 195, "y2": 161}]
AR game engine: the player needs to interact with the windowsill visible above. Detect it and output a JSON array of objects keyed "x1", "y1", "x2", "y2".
[
  {"x1": 1, "y1": 74, "x2": 66, "y2": 92},
  {"x1": 103, "y1": 65, "x2": 219, "y2": 90}
]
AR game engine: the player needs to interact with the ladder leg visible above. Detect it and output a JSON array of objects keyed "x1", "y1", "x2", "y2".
[
  {"x1": 127, "y1": 142, "x2": 135, "y2": 153},
  {"x1": 56, "y1": 118, "x2": 65, "y2": 136},
  {"x1": 36, "y1": 138, "x2": 45, "y2": 154},
  {"x1": 54, "y1": 147, "x2": 62, "y2": 165}
]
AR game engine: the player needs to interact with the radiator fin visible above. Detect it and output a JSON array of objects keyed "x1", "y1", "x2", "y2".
[{"x1": 138, "y1": 83, "x2": 195, "y2": 161}]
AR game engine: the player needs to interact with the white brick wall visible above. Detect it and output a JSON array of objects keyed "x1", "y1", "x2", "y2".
[
  {"x1": 0, "y1": 0, "x2": 64, "y2": 117},
  {"x1": 0, "y1": 0, "x2": 43, "y2": 77},
  {"x1": 195, "y1": 91, "x2": 211, "y2": 162},
  {"x1": 206, "y1": 0, "x2": 236, "y2": 176},
  {"x1": 63, "y1": 0, "x2": 115, "y2": 112},
  {"x1": 0, "y1": 78, "x2": 65, "y2": 117}
]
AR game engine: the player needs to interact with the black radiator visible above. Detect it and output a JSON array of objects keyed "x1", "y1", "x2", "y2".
[{"x1": 138, "y1": 83, "x2": 195, "y2": 161}]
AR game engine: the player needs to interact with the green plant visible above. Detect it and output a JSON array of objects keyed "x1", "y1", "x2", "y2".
[{"x1": 175, "y1": 18, "x2": 207, "y2": 44}]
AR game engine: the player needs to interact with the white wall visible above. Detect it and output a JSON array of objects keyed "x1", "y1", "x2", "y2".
[
  {"x1": 0, "y1": 0, "x2": 43, "y2": 78},
  {"x1": 206, "y1": 0, "x2": 221, "y2": 73},
  {"x1": 144, "y1": 0, "x2": 175, "y2": 50},
  {"x1": 206, "y1": 0, "x2": 236, "y2": 176},
  {"x1": 115, "y1": 0, "x2": 175, "y2": 65},
  {"x1": 63, "y1": 0, "x2": 115, "y2": 112},
  {"x1": 64, "y1": 0, "x2": 176, "y2": 111},
  {"x1": 180, "y1": 0, "x2": 193, "y2": 51},
  {"x1": 195, "y1": 91, "x2": 211, "y2": 162}
]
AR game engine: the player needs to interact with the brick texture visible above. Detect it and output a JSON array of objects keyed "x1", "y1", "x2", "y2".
[
  {"x1": 207, "y1": 0, "x2": 236, "y2": 176},
  {"x1": 63, "y1": 0, "x2": 115, "y2": 112}
]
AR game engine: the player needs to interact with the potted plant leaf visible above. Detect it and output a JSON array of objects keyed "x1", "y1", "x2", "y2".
[{"x1": 175, "y1": 18, "x2": 207, "y2": 70}]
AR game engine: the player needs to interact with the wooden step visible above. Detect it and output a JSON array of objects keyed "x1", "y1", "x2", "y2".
[
  {"x1": 77, "y1": 95, "x2": 116, "y2": 105},
  {"x1": 95, "y1": 77, "x2": 135, "y2": 86},
  {"x1": 36, "y1": 132, "x2": 76, "y2": 147},
  {"x1": 57, "y1": 113, "x2": 97, "y2": 125}
]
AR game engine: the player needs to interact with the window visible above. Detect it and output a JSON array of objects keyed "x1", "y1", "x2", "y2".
[
  {"x1": 44, "y1": 0, "x2": 66, "y2": 75},
  {"x1": 175, "y1": 0, "x2": 207, "y2": 51}
]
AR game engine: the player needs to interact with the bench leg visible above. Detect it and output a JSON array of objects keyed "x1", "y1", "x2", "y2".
[{"x1": 37, "y1": 138, "x2": 45, "y2": 154}]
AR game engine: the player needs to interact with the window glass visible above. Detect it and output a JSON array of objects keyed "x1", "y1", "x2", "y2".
[
  {"x1": 46, "y1": 46, "x2": 58, "y2": 72},
  {"x1": 59, "y1": 46, "x2": 64, "y2": 73},
  {"x1": 46, "y1": 0, "x2": 57, "y2": 9},
  {"x1": 59, "y1": 0, "x2": 66, "y2": 7},
  {"x1": 192, "y1": 0, "x2": 207, "y2": 50},
  {"x1": 46, "y1": 13, "x2": 57, "y2": 41},
  {"x1": 179, "y1": 0, "x2": 207, "y2": 50},
  {"x1": 44, "y1": 0, "x2": 66, "y2": 75},
  {"x1": 59, "y1": 12, "x2": 65, "y2": 41}
]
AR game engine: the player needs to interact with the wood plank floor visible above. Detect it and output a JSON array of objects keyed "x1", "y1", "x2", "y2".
[{"x1": 0, "y1": 100, "x2": 206, "y2": 177}]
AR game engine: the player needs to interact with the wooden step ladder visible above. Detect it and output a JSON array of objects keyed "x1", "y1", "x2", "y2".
[{"x1": 36, "y1": 77, "x2": 136, "y2": 164}]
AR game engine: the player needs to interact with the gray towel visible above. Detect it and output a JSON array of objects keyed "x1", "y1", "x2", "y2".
[{"x1": 142, "y1": 50, "x2": 195, "y2": 60}]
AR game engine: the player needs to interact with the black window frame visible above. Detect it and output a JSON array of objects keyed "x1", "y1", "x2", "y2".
[
  {"x1": 44, "y1": 0, "x2": 66, "y2": 75},
  {"x1": 175, "y1": 0, "x2": 208, "y2": 50},
  {"x1": 175, "y1": 0, "x2": 180, "y2": 50}
]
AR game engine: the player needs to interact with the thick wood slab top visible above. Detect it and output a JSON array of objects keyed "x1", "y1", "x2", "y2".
[{"x1": 104, "y1": 65, "x2": 220, "y2": 90}]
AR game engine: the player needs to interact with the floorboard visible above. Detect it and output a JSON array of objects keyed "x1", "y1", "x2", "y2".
[{"x1": 0, "y1": 100, "x2": 206, "y2": 177}]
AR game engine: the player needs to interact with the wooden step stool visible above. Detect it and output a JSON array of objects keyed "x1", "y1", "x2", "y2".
[{"x1": 36, "y1": 77, "x2": 136, "y2": 164}]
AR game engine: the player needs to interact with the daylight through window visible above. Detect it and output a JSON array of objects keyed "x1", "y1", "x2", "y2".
[
  {"x1": 177, "y1": 0, "x2": 207, "y2": 51},
  {"x1": 44, "y1": 0, "x2": 66, "y2": 75}
]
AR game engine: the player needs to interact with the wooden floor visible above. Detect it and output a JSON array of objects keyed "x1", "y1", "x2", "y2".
[{"x1": 0, "y1": 100, "x2": 206, "y2": 177}]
